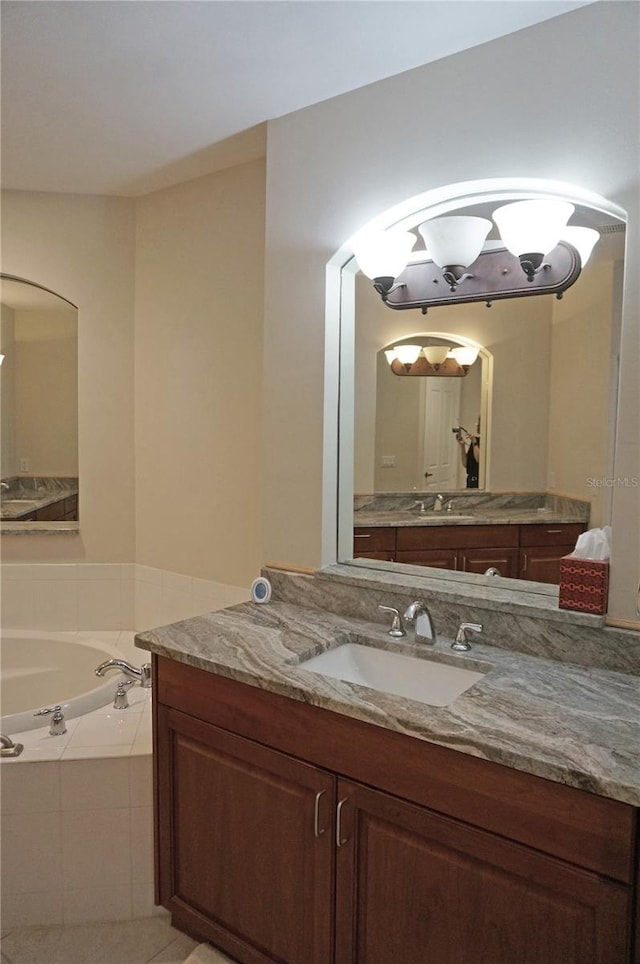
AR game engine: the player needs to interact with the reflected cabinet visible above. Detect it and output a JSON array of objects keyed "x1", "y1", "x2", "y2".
[{"x1": 354, "y1": 522, "x2": 586, "y2": 584}]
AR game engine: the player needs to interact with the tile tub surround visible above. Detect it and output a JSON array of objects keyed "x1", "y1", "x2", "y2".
[
  {"x1": 135, "y1": 595, "x2": 640, "y2": 806},
  {"x1": 0, "y1": 687, "x2": 155, "y2": 929},
  {"x1": 0, "y1": 563, "x2": 250, "y2": 632}
]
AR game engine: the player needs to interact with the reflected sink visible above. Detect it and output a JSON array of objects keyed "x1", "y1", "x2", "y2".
[{"x1": 299, "y1": 643, "x2": 485, "y2": 707}]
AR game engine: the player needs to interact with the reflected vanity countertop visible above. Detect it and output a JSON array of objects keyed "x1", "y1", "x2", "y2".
[
  {"x1": 354, "y1": 508, "x2": 587, "y2": 527},
  {"x1": 135, "y1": 600, "x2": 640, "y2": 807},
  {"x1": 0, "y1": 479, "x2": 78, "y2": 522}
]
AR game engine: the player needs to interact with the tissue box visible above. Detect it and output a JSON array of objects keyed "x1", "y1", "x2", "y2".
[{"x1": 559, "y1": 556, "x2": 609, "y2": 615}]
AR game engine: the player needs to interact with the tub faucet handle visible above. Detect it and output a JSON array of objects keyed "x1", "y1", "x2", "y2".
[
  {"x1": 113, "y1": 679, "x2": 134, "y2": 710},
  {"x1": 34, "y1": 705, "x2": 67, "y2": 736}
]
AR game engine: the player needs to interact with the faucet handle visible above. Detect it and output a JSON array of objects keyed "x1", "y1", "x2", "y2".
[
  {"x1": 451, "y1": 622, "x2": 483, "y2": 652},
  {"x1": 378, "y1": 605, "x2": 407, "y2": 638}
]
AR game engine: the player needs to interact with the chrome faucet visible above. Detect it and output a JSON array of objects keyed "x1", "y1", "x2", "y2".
[
  {"x1": 0, "y1": 482, "x2": 9, "y2": 491},
  {"x1": 1, "y1": 734, "x2": 24, "y2": 757},
  {"x1": 33, "y1": 705, "x2": 67, "y2": 735},
  {"x1": 404, "y1": 600, "x2": 436, "y2": 644},
  {"x1": 433, "y1": 493, "x2": 445, "y2": 512},
  {"x1": 378, "y1": 605, "x2": 407, "y2": 638},
  {"x1": 95, "y1": 659, "x2": 152, "y2": 688},
  {"x1": 451, "y1": 622, "x2": 483, "y2": 652}
]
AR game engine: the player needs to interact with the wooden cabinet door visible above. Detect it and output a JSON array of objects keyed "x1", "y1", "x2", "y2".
[
  {"x1": 334, "y1": 779, "x2": 629, "y2": 964},
  {"x1": 157, "y1": 705, "x2": 335, "y2": 964},
  {"x1": 520, "y1": 545, "x2": 575, "y2": 584},
  {"x1": 459, "y1": 546, "x2": 519, "y2": 577}
]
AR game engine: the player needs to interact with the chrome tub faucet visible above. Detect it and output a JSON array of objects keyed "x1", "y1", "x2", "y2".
[{"x1": 95, "y1": 659, "x2": 152, "y2": 688}]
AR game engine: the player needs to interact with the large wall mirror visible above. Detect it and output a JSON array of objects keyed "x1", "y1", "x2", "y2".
[
  {"x1": 336, "y1": 180, "x2": 627, "y2": 603},
  {"x1": 1, "y1": 275, "x2": 79, "y2": 526}
]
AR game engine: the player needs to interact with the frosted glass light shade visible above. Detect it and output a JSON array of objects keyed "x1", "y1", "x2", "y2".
[
  {"x1": 562, "y1": 226, "x2": 599, "y2": 266},
  {"x1": 384, "y1": 349, "x2": 398, "y2": 366},
  {"x1": 418, "y1": 216, "x2": 491, "y2": 269},
  {"x1": 450, "y1": 346, "x2": 479, "y2": 367},
  {"x1": 493, "y1": 200, "x2": 574, "y2": 257},
  {"x1": 353, "y1": 229, "x2": 416, "y2": 280},
  {"x1": 394, "y1": 344, "x2": 422, "y2": 366},
  {"x1": 423, "y1": 346, "x2": 450, "y2": 366}
]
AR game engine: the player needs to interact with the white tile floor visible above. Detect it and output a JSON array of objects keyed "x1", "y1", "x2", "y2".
[{"x1": 0, "y1": 916, "x2": 199, "y2": 964}]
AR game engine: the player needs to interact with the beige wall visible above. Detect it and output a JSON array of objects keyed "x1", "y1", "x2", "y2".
[
  {"x1": 263, "y1": 2, "x2": 640, "y2": 619},
  {"x1": 1, "y1": 163, "x2": 265, "y2": 589},
  {"x1": 1, "y1": 191, "x2": 136, "y2": 563},
  {"x1": 134, "y1": 159, "x2": 265, "y2": 586},
  {"x1": 548, "y1": 258, "x2": 617, "y2": 526}
]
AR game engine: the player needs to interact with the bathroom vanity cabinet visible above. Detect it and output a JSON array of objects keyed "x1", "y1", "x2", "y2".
[
  {"x1": 153, "y1": 655, "x2": 638, "y2": 964},
  {"x1": 354, "y1": 521, "x2": 584, "y2": 583}
]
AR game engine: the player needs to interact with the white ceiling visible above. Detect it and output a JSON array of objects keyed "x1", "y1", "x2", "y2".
[{"x1": 1, "y1": 0, "x2": 592, "y2": 198}]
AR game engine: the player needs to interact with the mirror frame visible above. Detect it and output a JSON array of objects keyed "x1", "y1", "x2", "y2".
[{"x1": 327, "y1": 177, "x2": 627, "y2": 613}]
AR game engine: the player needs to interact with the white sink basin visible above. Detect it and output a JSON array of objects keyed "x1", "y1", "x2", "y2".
[{"x1": 299, "y1": 643, "x2": 485, "y2": 707}]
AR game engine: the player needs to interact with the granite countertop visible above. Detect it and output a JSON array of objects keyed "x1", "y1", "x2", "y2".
[
  {"x1": 136, "y1": 601, "x2": 640, "y2": 807},
  {"x1": 354, "y1": 508, "x2": 587, "y2": 527},
  {"x1": 0, "y1": 485, "x2": 78, "y2": 521}
]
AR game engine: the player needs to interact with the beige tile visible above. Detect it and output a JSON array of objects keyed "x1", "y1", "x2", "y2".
[
  {"x1": 0, "y1": 761, "x2": 60, "y2": 814},
  {"x1": 61, "y1": 808, "x2": 129, "y2": 890},
  {"x1": 76, "y1": 581, "x2": 123, "y2": 631},
  {"x1": 131, "y1": 884, "x2": 169, "y2": 921},
  {"x1": 32, "y1": 580, "x2": 78, "y2": 632},
  {"x1": 1, "y1": 580, "x2": 35, "y2": 629},
  {"x1": 60, "y1": 757, "x2": 130, "y2": 811},
  {"x1": 0, "y1": 917, "x2": 180, "y2": 964},
  {"x1": 148, "y1": 931, "x2": 199, "y2": 963},
  {"x1": 129, "y1": 755, "x2": 153, "y2": 808},
  {"x1": 61, "y1": 745, "x2": 131, "y2": 762},
  {"x1": 66, "y1": 710, "x2": 140, "y2": 749},
  {"x1": 1, "y1": 812, "x2": 62, "y2": 894},
  {"x1": 62, "y1": 885, "x2": 132, "y2": 925},
  {"x1": 0, "y1": 890, "x2": 63, "y2": 929},
  {"x1": 130, "y1": 807, "x2": 154, "y2": 884}
]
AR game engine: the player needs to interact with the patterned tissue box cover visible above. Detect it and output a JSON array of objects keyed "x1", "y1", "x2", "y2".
[{"x1": 559, "y1": 555, "x2": 609, "y2": 615}]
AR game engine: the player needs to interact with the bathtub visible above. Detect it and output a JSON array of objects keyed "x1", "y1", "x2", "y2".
[{"x1": 0, "y1": 630, "x2": 126, "y2": 734}]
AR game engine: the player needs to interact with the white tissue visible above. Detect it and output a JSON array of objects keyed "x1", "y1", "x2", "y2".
[{"x1": 571, "y1": 526, "x2": 611, "y2": 561}]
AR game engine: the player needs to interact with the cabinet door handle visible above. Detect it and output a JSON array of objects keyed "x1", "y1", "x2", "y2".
[
  {"x1": 354, "y1": 533, "x2": 371, "y2": 539},
  {"x1": 313, "y1": 790, "x2": 326, "y2": 837},
  {"x1": 522, "y1": 552, "x2": 528, "y2": 573},
  {"x1": 546, "y1": 528, "x2": 563, "y2": 534},
  {"x1": 336, "y1": 798, "x2": 349, "y2": 848}
]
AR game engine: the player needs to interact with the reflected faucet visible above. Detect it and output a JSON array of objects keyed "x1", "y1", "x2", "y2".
[
  {"x1": 95, "y1": 659, "x2": 152, "y2": 688},
  {"x1": 404, "y1": 600, "x2": 436, "y2": 644}
]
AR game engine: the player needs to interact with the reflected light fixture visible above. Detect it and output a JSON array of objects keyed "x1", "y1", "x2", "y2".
[
  {"x1": 385, "y1": 344, "x2": 479, "y2": 377},
  {"x1": 353, "y1": 199, "x2": 600, "y2": 313}
]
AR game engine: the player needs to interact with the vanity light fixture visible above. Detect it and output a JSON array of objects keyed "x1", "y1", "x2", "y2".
[
  {"x1": 353, "y1": 199, "x2": 599, "y2": 312},
  {"x1": 385, "y1": 344, "x2": 478, "y2": 377}
]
